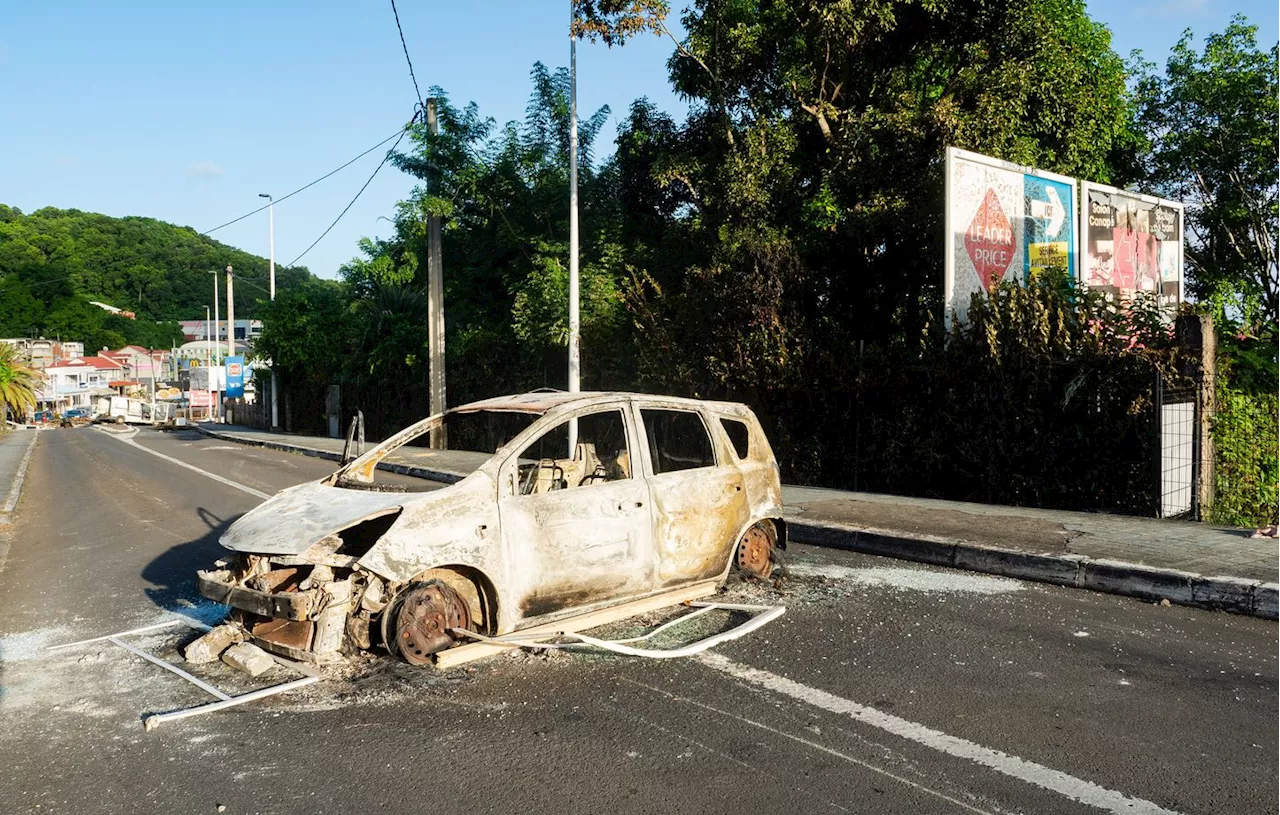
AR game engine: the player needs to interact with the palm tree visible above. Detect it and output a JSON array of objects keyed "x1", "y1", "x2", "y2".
[{"x1": 0, "y1": 343, "x2": 38, "y2": 426}]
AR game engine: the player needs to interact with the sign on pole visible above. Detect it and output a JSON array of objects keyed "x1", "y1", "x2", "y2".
[
  {"x1": 225, "y1": 356, "x2": 245, "y2": 399},
  {"x1": 944, "y1": 147, "x2": 1078, "y2": 326},
  {"x1": 1078, "y1": 181, "x2": 1183, "y2": 312}
]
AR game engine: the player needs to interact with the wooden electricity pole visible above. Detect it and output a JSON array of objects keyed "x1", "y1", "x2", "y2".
[{"x1": 426, "y1": 99, "x2": 447, "y2": 448}]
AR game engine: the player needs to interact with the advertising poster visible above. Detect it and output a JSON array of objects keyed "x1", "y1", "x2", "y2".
[
  {"x1": 225, "y1": 356, "x2": 245, "y2": 399},
  {"x1": 945, "y1": 147, "x2": 1078, "y2": 326},
  {"x1": 1079, "y1": 181, "x2": 1183, "y2": 310}
]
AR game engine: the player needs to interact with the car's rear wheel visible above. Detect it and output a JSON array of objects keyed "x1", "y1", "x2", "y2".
[
  {"x1": 735, "y1": 521, "x2": 778, "y2": 580},
  {"x1": 387, "y1": 580, "x2": 473, "y2": 665}
]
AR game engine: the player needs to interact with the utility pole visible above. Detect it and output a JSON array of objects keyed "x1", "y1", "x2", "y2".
[
  {"x1": 224, "y1": 265, "x2": 234, "y2": 423},
  {"x1": 567, "y1": 4, "x2": 581, "y2": 454},
  {"x1": 426, "y1": 99, "x2": 447, "y2": 449},
  {"x1": 260, "y1": 193, "x2": 280, "y2": 430}
]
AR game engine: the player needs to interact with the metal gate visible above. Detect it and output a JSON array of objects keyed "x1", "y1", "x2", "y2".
[{"x1": 1154, "y1": 370, "x2": 1199, "y2": 519}]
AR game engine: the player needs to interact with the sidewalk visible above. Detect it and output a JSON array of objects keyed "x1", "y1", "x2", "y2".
[
  {"x1": 194, "y1": 422, "x2": 1278, "y2": 619},
  {"x1": 0, "y1": 427, "x2": 38, "y2": 524}
]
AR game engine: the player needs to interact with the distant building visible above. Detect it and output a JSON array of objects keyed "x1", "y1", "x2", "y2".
[
  {"x1": 178, "y1": 319, "x2": 263, "y2": 344},
  {"x1": 37, "y1": 356, "x2": 124, "y2": 412},
  {"x1": 175, "y1": 339, "x2": 250, "y2": 362},
  {"x1": 100, "y1": 345, "x2": 169, "y2": 384},
  {"x1": 0, "y1": 338, "x2": 85, "y2": 370}
]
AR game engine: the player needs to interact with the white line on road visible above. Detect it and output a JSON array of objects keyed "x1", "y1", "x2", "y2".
[
  {"x1": 697, "y1": 654, "x2": 1185, "y2": 815},
  {"x1": 96, "y1": 427, "x2": 271, "y2": 500},
  {"x1": 624, "y1": 678, "x2": 997, "y2": 815}
]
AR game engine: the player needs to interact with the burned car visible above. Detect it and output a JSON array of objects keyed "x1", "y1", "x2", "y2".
[{"x1": 198, "y1": 391, "x2": 786, "y2": 665}]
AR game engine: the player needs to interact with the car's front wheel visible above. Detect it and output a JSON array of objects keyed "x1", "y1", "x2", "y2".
[{"x1": 385, "y1": 580, "x2": 473, "y2": 665}]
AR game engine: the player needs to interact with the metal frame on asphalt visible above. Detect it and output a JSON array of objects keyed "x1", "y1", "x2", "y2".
[{"x1": 48, "y1": 618, "x2": 321, "y2": 731}]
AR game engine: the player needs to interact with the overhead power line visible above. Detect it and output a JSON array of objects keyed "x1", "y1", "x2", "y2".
[
  {"x1": 201, "y1": 126, "x2": 410, "y2": 236},
  {"x1": 390, "y1": 0, "x2": 425, "y2": 111},
  {"x1": 285, "y1": 119, "x2": 416, "y2": 267}
]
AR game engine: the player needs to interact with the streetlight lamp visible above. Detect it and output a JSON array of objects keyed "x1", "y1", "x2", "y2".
[{"x1": 258, "y1": 192, "x2": 280, "y2": 430}]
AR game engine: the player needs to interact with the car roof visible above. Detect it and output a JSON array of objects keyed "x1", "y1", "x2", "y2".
[{"x1": 453, "y1": 390, "x2": 749, "y2": 415}]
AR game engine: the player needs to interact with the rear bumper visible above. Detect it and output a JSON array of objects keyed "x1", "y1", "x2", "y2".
[{"x1": 197, "y1": 564, "x2": 354, "y2": 663}]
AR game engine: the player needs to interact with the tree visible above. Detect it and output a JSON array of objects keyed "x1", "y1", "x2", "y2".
[
  {"x1": 615, "y1": 0, "x2": 1138, "y2": 402},
  {"x1": 0, "y1": 206, "x2": 318, "y2": 325},
  {"x1": 0, "y1": 343, "x2": 38, "y2": 423},
  {"x1": 1133, "y1": 17, "x2": 1279, "y2": 333}
]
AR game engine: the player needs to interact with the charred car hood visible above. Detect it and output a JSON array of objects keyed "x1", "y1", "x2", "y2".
[{"x1": 220, "y1": 480, "x2": 421, "y2": 555}]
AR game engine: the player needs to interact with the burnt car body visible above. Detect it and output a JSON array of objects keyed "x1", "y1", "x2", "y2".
[{"x1": 198, "y1": 391, "x2": 786, "y2": 664}]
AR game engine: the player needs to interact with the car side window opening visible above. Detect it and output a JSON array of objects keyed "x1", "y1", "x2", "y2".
[
  {"x1": 720, "y1": 417, "x2": 750, "y2": 460},
  {"x1": 516, "y1": 410, "x2": 632, "y2": 495},
  {"x1": 641, "y1": 409, "x2": 716, "y2": 475}
]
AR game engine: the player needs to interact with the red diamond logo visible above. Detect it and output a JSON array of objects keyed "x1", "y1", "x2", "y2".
[{"x1": 965, "y1": 189, "x2": 1016, "y2": 292}]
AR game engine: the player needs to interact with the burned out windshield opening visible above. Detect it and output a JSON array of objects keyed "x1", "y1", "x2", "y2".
[{"x1": 333, "y1": 410, "x2": 540, "y2": 491}]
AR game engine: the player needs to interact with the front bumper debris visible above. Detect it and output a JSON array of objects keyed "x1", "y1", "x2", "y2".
[{"x1": 197, "y1": 557, "x2": 358, "y2": 664}]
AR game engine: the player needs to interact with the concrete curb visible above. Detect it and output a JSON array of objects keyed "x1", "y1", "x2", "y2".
[
  {"x1": 788, "y1": 519, "x2": 1279, "y2": 620},
  {"x1": 0, "y1": 429, "x2": 40, "y2": 524},
  {"x1": 189, "y1": 425, "x2": 465, "y2": 484}
]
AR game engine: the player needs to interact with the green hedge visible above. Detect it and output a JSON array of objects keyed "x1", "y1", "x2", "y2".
[{"x1": 1210, "y1": 385, "x2": 1279, "y2": 528}]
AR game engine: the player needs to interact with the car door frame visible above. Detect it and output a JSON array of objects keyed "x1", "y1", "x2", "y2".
[
  {"x1": 495, "y1": 398, "x2": 658, "y2": 625},
  {"x1": 629, "y1": 400, "x2": 752, "y2": 585}
]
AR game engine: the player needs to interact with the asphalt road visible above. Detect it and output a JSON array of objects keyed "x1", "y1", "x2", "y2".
[{"x1": 0, "y1": 426, "x2": 1274, "y2": 815}]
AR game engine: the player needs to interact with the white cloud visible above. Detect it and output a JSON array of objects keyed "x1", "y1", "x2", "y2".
[{"x1": 186, "y1": 160, "x2": 225, "y2": 181}]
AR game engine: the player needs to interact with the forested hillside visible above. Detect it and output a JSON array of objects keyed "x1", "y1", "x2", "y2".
[{"x1": 0, "y1": 204, "x2": 313, "y2": 350}]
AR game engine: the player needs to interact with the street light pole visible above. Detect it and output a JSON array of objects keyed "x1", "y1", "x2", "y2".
[
  {"x1": 208, "y1": 270, "x2": 221, "y2": 422},
  {"x1": 259, "y1": 192, "x2": 280, "y2": 429},
  {"x1": 209, "y1": 270, "x2": 220, "y2": 365},
  {"x1": 204, "y1": 306, "x2": 211, "y2": 422},
  {"x1": 259, "y1": 193, "x2": 275, "y2": 299},
  {"x1": 567, "y1": 2, "x2": 580, "y2": 454}
]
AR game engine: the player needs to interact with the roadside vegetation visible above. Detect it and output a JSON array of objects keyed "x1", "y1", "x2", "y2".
[{"x1": 0, "y1": 342, "x2": 37, "y2": 426}]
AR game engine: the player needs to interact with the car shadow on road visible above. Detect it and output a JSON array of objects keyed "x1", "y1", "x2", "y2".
[{"x1": 141, "y1": 506, "x2": 234, "y2": 626}]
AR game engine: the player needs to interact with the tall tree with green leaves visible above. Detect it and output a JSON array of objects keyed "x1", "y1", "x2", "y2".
[
  {"x1": 0, "y1": 343, "x2": 38, "y2": 423},
  {"x1": 614, "y1": 0, "x2": 1138, "y2": 401},
  {"x1": 1133, "y1": 17, "x2": 1279, "y2": 333}
]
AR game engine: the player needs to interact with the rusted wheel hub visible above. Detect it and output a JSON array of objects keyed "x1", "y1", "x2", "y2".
[
  {"x1": 736, "y1": 524, "x2": 774, "y2": 579},
  {"x1": 395, "y1": 581, "x2": 472, "y2": 665}
]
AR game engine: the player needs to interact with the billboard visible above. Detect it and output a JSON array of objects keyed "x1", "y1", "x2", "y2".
[
  {"x1": 945, "y1": 147, "x2": 1078, "y2": 326},
  {"x1": 225, "y1": 356, "x2": 245, "y2": 399},
  {"x1": 189, "y1": 366, "x2": 225, "y2": 392},
  {"x1": 1079, "y1": 181, "x2": 1183, "y2": 310}
]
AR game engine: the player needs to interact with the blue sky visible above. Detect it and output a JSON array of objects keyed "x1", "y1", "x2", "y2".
[{"x1": 1, "y1": 1, "x2": 1274, "y2": 288}]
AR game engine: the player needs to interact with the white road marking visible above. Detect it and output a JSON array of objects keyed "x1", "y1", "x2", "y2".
[
  {"x1": 625, "y1": 678, "x2": 997, "y2": 815},
  {"x1": 698, "y1": 654, "x2": 1185, "y2": 815},
  {"x1": 96, "y1": 427, "x2": 270, "y2": 500},
  {"x1": 632, "y1": 715, "x2": 854, "y2": 813}
]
